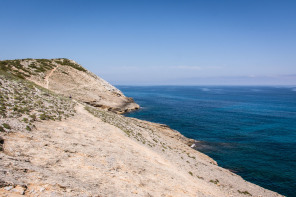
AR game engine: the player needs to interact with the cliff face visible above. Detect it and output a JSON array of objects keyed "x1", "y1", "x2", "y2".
[{"x1": 0, "y1": 58, "x2": 139, "y2": 113}]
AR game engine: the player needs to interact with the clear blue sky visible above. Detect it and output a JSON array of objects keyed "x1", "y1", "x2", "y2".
[{"x1": 1, "y1": 0, "x2": 295, "y2": 85}]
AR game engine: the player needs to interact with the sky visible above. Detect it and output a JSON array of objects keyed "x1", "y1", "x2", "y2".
[{"x1": 0, "y1": 0, "x2": 296, "y2": 85}]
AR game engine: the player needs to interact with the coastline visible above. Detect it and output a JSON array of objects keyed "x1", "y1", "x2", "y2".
[
  {"x1": 84, "y1": 104, "x2": 283, "y2": 196},
  {"x1": 120, "y1": 104, "x2": 286, "y2": 196},
  {"x1": 0, "y1": 59, "x2": 284, "y2": 196},
  {"x1": 119, "y1": 85, "x2": 296, "y2": 197},
  {"x1": 0, "y1": 100, "x2": 284, "y2": 197}
]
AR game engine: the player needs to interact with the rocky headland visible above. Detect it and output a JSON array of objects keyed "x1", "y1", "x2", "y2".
[{"x1": 0, "y1": 59, "x2": 283, "y2": 196}]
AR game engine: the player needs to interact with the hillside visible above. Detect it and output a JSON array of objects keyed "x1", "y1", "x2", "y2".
[
  {"x1": 0, "y1": 59, "x2": 283, "y2": 197},
  {"x1": 0, "y1": 58, "x2": 139, "y2": 114}
]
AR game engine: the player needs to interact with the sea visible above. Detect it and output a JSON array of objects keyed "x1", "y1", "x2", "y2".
[{"x1": 117, "y1": 86, "x2": 296, "y2": 197}]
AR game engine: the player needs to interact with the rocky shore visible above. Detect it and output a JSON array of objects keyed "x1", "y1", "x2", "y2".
[{"x1": 0, "y1": 59, "x2": 283, "y2": 196}]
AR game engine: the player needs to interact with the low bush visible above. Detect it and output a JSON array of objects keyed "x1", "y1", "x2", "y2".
[{"x1": 2, "y1": 123, "x2": 11, "y2": 130}]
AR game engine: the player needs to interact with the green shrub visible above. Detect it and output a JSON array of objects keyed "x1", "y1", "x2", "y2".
[
  {"x1": 56, "y1": 59, "x2": 87, "y2": 72},
  {"x1": 2, "y1": 123, "x2": 11, "y2": 130},
  {"x1": 39, "y1": 114, "x2": 46, "y2": 120},
  {"x1": 210, "y1": 179, "x2": 219, "y2": 184},
  {"x1": 30, "y1": 114, "x2": 37, "y2": 121},
  {"x1": 0, "y1": 126, "x2": 4, "y2": 132},
  {"x1": 238, "y1": 190, "x2": 252, "y2": 196}
]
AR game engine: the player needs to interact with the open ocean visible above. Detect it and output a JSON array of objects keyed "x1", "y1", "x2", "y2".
[{"x1": 118, "y1": 86, "x2": 296, "y2": 197}]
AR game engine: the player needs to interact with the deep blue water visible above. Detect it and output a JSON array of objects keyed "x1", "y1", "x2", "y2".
[{"x1": 118, "y1": 86, "x2": 296, "y2": 197}]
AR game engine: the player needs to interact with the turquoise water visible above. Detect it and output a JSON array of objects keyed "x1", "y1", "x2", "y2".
[{"x1": 118, "y1": 86, "x2": 296, "y2": 197}]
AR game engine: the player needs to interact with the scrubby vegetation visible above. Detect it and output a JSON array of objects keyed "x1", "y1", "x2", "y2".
[
  {"x1": 238, "y1": 190, "x2": 252, "y2": 196},
  {"x1": 0, "y1": 58, "x2": 87, "y2": 80},
  {"x1": 0, "y1": 73, "x2": 76, "y2": 132},
  {"x1": 85, "y1": 105, "x2": 165, "y2": 148},
  {"x1": 210, "y1": 179, "x2": 220, "y2": 185},
  {"x1": 54, "y1": 59, "x2": 87, "y2": 72},
  {"x1": 0, "y1": 59, "x2": 54, "y2": 79},
  {"x1": 2, "y1": 123, "x2": 11, "y2": 130}
]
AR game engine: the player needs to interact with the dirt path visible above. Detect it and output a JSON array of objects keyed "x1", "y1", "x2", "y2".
[{"x1": 45, "y1": 66, "x2": 58, "y2": 89}]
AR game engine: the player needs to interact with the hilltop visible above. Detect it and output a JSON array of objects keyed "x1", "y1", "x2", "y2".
[
  {"x1": 0, "y1": 59, "x2": 283, "y2": 197},
  {"x1": 0, "y1": 58, "x2": 139, "y2": 114}
]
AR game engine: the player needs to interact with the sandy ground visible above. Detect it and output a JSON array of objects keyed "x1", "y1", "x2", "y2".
[{"x1": 0, "y1": 103, "x2": 283, "y2": 197}]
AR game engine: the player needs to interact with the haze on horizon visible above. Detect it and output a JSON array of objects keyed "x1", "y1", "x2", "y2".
[{"x1": 1, "y1": 0, "x2": 295, "y2": 86}]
